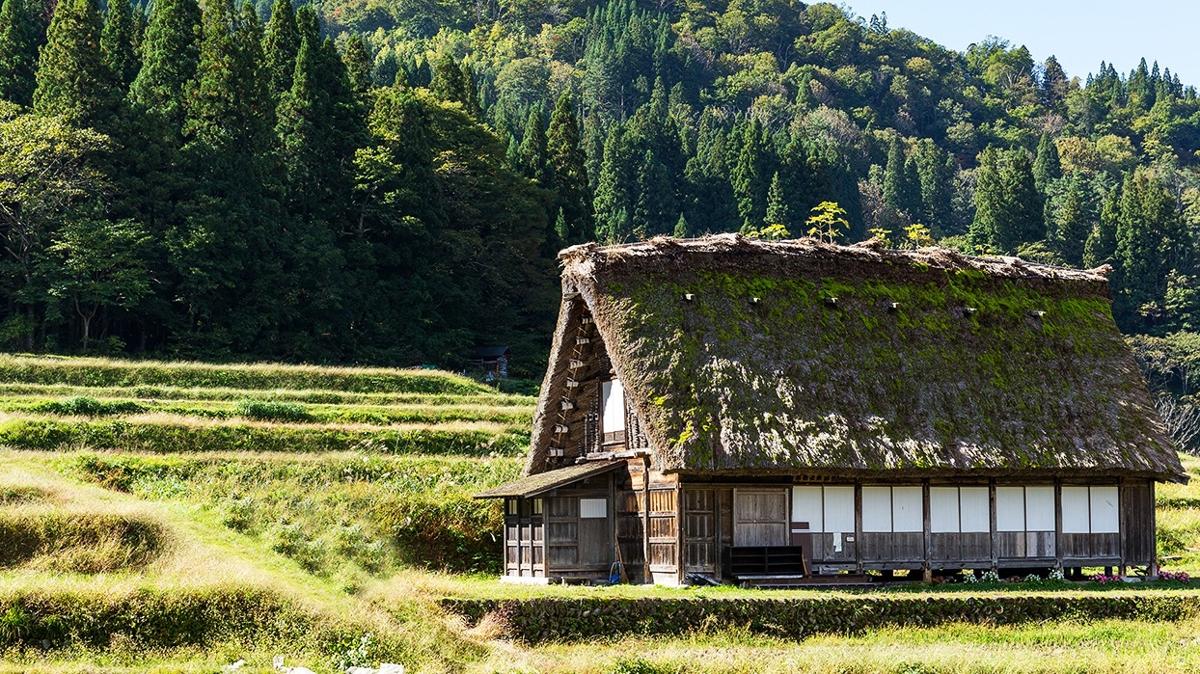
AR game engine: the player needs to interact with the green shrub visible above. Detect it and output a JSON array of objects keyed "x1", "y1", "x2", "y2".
[
  {"x1": 442, "y1": 595, "x2": 1200, "y2": 644},
  {"x1": 32, "y1": 396, "x2": 145, "y2": 416},
  {"x1": 0, "y1": 511, "x2": 167, "y2": 573},
  {"x1": 0, "y1": 586, "x2": 320, "y2": 650},
  {"x1": 235, "y1": 400, "x2": 313, "y2": 422},
  {"x1": 66, "y1": 452, "x2": 519, "y2": 576}
]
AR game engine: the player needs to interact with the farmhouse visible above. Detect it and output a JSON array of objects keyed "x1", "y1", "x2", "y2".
[{"x1": 476, "y1": 234, "x2": 1187, "y2": 586}]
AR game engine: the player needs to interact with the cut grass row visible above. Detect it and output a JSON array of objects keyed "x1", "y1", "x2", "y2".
[
  {"x1": 0, "y1": 382, "x2": 534, "y2": 407},
  {"x1": 0, "y1": 396, "x2": 533, "y2": 426},
  {"x1": 0, "y1": 354, "x2": 492, "y2": 394},
  {"x1": 0, "y1": 415, "x2": 529, "y2": 456}
]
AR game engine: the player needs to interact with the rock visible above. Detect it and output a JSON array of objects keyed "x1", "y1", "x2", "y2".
[{"x1": 272, "y1": 656, "x2": 317, "y2": 674}]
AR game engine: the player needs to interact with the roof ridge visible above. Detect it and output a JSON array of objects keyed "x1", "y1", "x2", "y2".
[{"x1": 559, "y1": 234, "x2": 1111, "y2": 284}]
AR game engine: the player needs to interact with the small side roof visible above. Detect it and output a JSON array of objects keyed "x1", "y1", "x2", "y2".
[{"x1": 475, "y1": 460, "x2": 624, "y2": 499}]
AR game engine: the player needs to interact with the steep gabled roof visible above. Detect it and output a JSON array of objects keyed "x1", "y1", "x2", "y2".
[{"x1": 526, "y1": 234, "x2": 1186, "y2": 482}]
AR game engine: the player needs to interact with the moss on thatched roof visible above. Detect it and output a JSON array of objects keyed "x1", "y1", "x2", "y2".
[{"x1": 527, "y1": 234, "x2": 1185, "y2": 482}]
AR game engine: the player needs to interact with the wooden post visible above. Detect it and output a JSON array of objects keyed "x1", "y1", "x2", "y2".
[
  {"x1": 854, "y1": 481, "x2": 863, "y2": 574},
  {"x1": 988, "y1": 479, "x2": 998, "y2": 573},
  {"x1": 539, "y1": 499, "x2": 549, "y2": 580},
  {"x1": 608, "y1": 471, "x2": 618, "y2": 579},
  {"x1": 922, "y1": 479, "x2": 932, "y2": 583},
  {"x1": 1149, "y1": 481, "x2": 1159, "y2": 579},
  {"x1": 641, "y1": 455, "x2": 651, "y2": 584},
  {"x1": 677, "y1": 482, "x2": 685, "y2": 585},
  {"x1": 1054, "y1": 480, "x2": 1063, "y2": 573},
  {"x1": 1118, "y1": 478, "x2": 1127, "y2": 579}
]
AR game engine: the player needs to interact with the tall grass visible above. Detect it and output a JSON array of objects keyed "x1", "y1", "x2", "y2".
[
  {"x1": 0, "y1": 415, "x2": 529, "y2": 456},
  {"x1": 63, "y1": 451, "x2": 522, "y2": 578},
  {"x1": 0, "y1": 354, "x2": 490, "y2": 394}
]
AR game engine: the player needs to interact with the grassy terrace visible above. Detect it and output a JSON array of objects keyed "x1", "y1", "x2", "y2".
[{"x1": 0, "y1": 354, "x2": 1197, "y2": 673}]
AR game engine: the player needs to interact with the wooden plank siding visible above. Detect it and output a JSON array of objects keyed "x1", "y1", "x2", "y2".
[
  {"x1": 672, "y1": 477, "x2": 1158, "y2": 581},
  {"x1": 500, "y1": 472, "x2": 1158, "y2": 584}
]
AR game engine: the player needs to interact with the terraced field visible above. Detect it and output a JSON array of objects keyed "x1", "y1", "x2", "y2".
[{"x1": 1, "y1": 353, "x2": 1199, "y2": 674}]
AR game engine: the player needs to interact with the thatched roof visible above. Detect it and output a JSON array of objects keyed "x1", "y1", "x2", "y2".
[
  {"x1": 525, "y1": 234, "x2": 1185, "y2": 482},
  {"x1": 475, "y1": 460, "x2": 624, "y2": 499}
]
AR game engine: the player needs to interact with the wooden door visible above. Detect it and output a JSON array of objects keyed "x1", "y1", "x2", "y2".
[
  {"x1": 683, "y1": 487, "x2": 716, "y2": 572},
  {"x1": 734, "y1": 488, "x2": 788, "y2": 546}
]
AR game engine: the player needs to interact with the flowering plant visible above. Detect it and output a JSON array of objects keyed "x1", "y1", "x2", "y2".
[
  {"x1": 1159, "y1": 569, "x2": 1191, "y2": 583},
  {"x1": 1090, "y1": 573, "x2": 1121, "y2": 584}
]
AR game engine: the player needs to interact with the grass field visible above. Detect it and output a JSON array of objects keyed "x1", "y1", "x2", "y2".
[{"x1": 0, "y1": 353, "x2": 1197, "y2": 673}]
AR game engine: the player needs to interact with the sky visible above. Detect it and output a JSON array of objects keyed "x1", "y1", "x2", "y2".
[{"x1": 847, "y1": 0, "x2": 1200, "y2": 86}]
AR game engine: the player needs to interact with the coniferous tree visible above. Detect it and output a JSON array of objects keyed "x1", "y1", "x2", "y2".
[
  {"x1": 129, "y1": 0, "x2": 200, "y2": 133},
  {"x1": 674, "y1": 212, "x2": 689, "y2": 237},
  {"x1": 33, "y1": 0, "x2": 117, "y2": 128},
  {"x1": 970, "y1": 147, "x2": 1043, "y2": 252},
  {"x1": 883, "y1": 137, "x2": 919, "y2": 219},
  {"x1": 914, "y1": 139, "x2": 952, "y2": 235},
  {"x1": 632, "y1": 148, "x2": 674, "y2": 237},
  {"x1": 546, "y1": 91, "x2": 592, "y2": 244},
  {"x1": 1047, "y1": 176, "x2": 1090, "y2": 266},
  {"x1": 593, "y1": 126, "x2": 634, "y2": 243},
  {"x1": 1041, "y1": 55, "x2": 1069, "y2": 111},
  {"x1": 1083, "y1": 185, "x2": 1120, "y2": 268},
  {"x1": 342, "y1": 34, "x2": 373, "y2": 99},
  {"x1": 1114, "y1": 168, "x2": 1175, "y2": 327},
  {"x1": 764, "y1": 171, "x2": 789, "y2": 230},
  {"x1": 731, "y1": 119, "x2": 767, "y2": 230},
  {"x1": 100, "y1": 0, "x2": 138, "y2": 88},
  {"x1": 261, "y1": 0, "x2": 299, "y2": 106},
  {"x1": 0, "y1": 0, "x2": 43, "y2": 105},
  {"x1": 684, "y1": 112, "x2": 738, "y2": 234},
  {"x1": 1033, "y1": 133, "x2": 1060, "y2": 192},
  {"x1": 517, "y1": 107, "x2": 548, "y2": 184}
]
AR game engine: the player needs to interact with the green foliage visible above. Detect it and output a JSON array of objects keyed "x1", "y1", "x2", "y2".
[
  {"x1": 235, "y1": 399, "x2": 313, "y2": 422},
  {"x1": 99, "y1": 0, "x2": 138, "y2": 88},
  {"x1": 32, "y1": 0, "x2": 117, "y2": 128},
  {"x1": 32, "y1": 395, "x2": 145, "y2": 415},
  {"x1": 8, "y1": 0, "x2": 1200, "y2": 367},
  {"x1": 0, "y1": 0, "x2": 43, "y2": 106},
  {"x1": 445, "y1": 594, "x2": 1200, "y2": 644},
  {"x1": 0, "y1": 354, "x2": 493, "y2": 393},
  {"x1": 67, "y1": 451, "x2": 522, "y2": 574},
  {"x1": 0, "y1": 415, "x2": 529, "y2": 455},
  {"x1": 806, "y1": 201, "x2": 850, "y2": 242}
]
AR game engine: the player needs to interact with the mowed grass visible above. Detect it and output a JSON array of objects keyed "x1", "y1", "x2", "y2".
[
  {"x1": 0, "y1": 354, "x2": 534, "y2": 456},
  {"x1": 1, "y1": 354, "x2": 1199, "y2": 673}
]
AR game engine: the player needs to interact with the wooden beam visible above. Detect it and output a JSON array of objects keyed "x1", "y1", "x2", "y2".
[
  {"x1": 922, "y1": 479, "x2": 932, "y2": 583},
  {"x1": 854, "y1": 482, "x2": 863, "y2": 573},
  {"x1": 1150, "y1": 481, "x2": 1159, "y2": 579},
  {"x1": 1054, "y1": 480, "x2": 1064, "y2": 572},
  {"x1": 641, "y1": 455, "x2": 651, "y2": 584},
  {"x1": 676, "y1": 482, "x2": 685, "y2": 585},
  {"x1": 989, "y1": 479, "x2": 998, "y2": 572}
]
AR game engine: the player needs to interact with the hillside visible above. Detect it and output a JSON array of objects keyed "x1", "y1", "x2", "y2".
[
  {"x1": 0, "y1": 355, "x2": 1198, "y2": 673},
  {"x1": 4, "y1": 0, "x2": 1200, "y2": 378}
]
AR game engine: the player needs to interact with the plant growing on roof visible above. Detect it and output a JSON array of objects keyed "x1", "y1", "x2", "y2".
[
  {"x1": 903, "y1": 223, "x2": 935, "y2": 249},
  {"x1": 805, "y1": 201, "x2": 849, "y2": 243}
]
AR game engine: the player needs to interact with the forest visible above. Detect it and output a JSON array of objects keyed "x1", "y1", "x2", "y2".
[{"x1": 2, "y1": 0, "x2": 1200, "y2": 376}]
